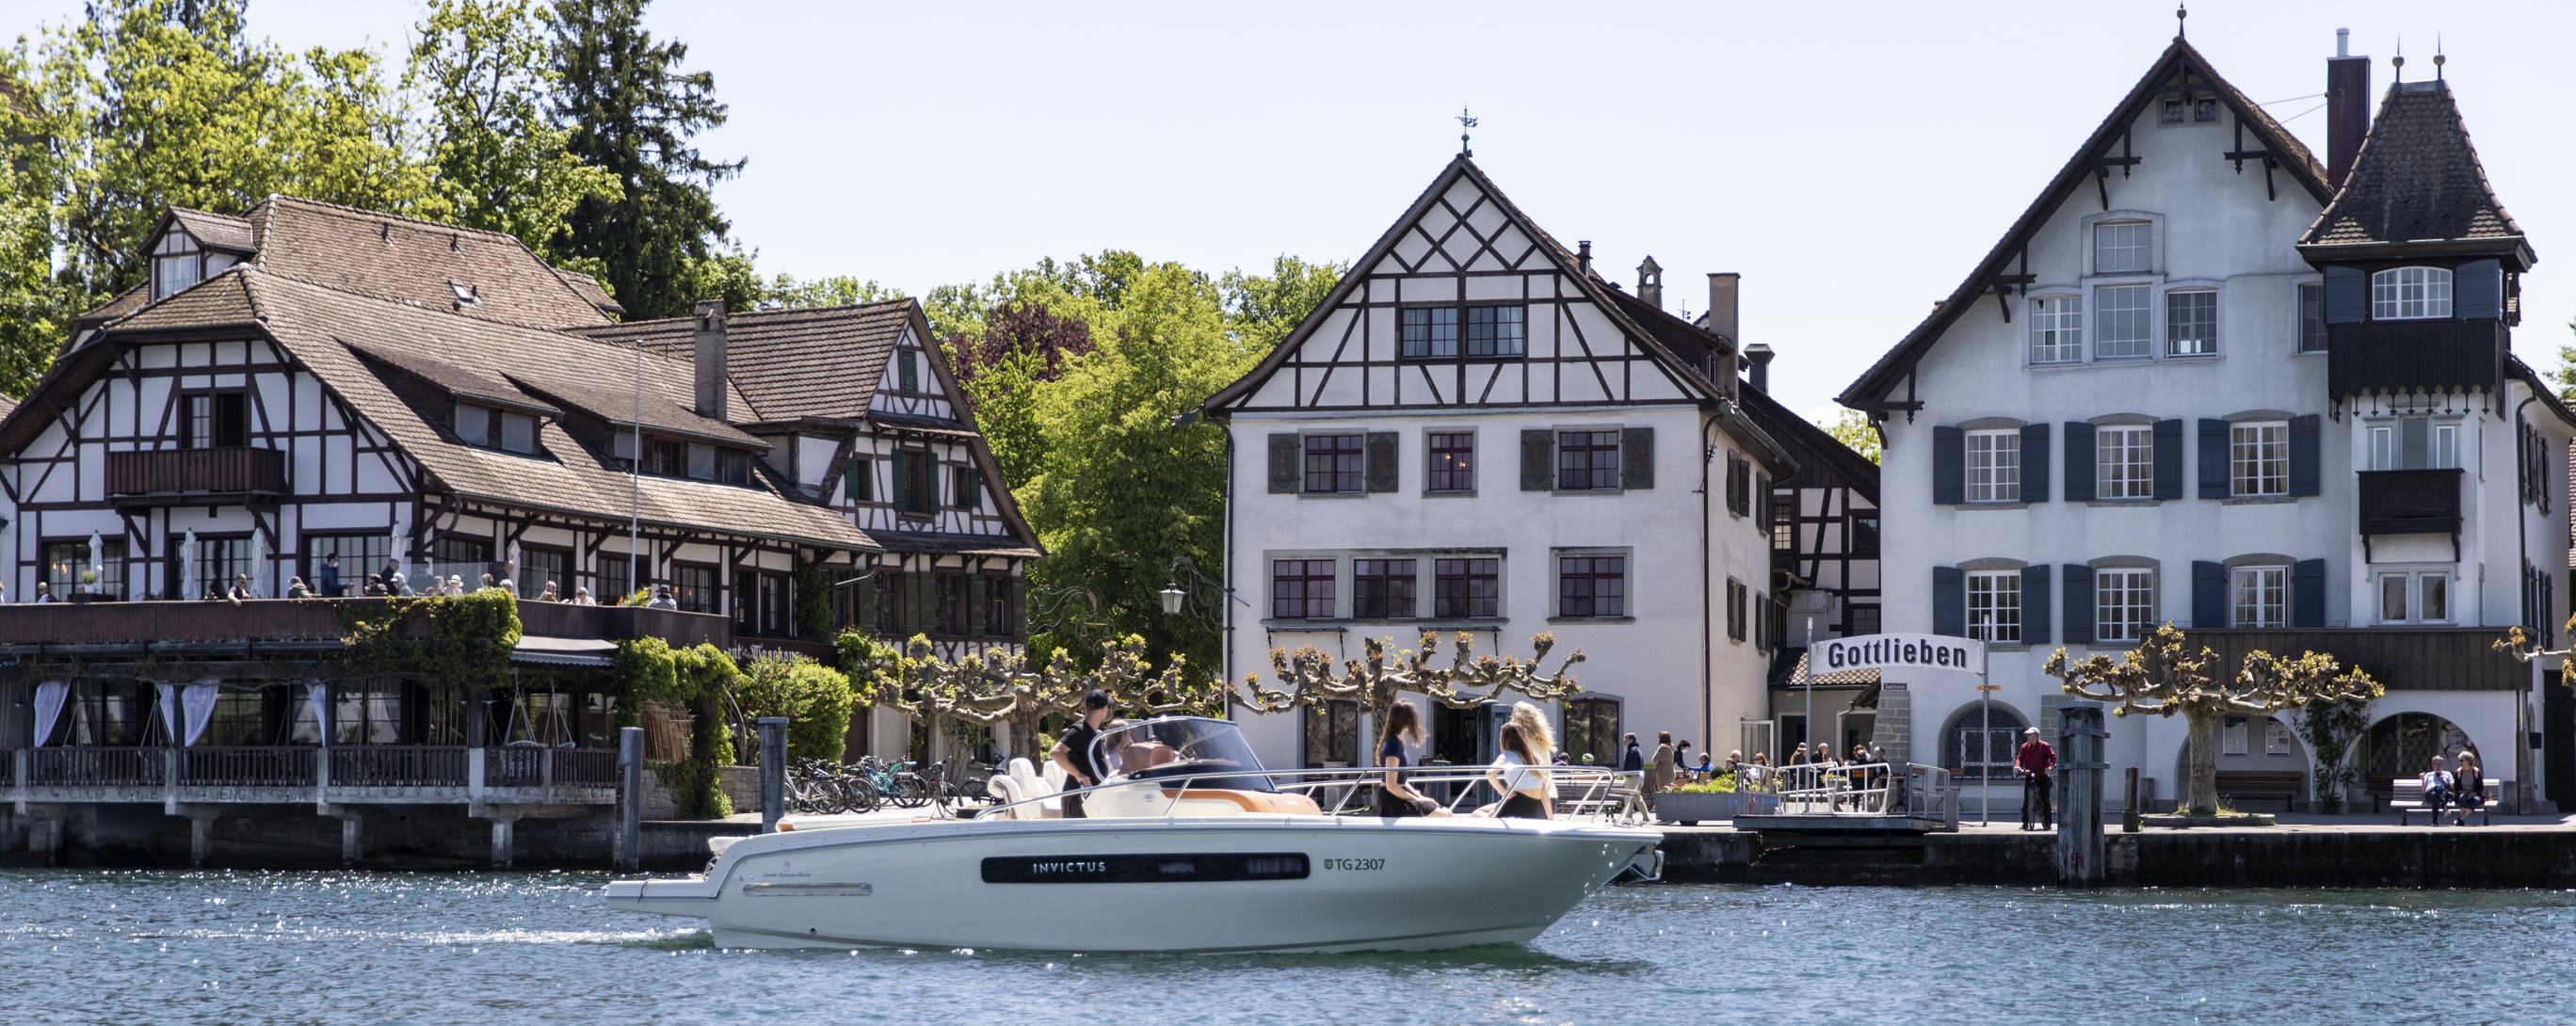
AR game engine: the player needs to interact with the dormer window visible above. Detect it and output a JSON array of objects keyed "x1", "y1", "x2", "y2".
[
  {"x1": 2371, "y1": 266, "x2": 2453, "y2": 320},
  {"x1": 449, "y1": 280, "x2": 479, "y2": 307},
  {"x1": 152, "y1": 232, "x2": 203, "y2": 300},
  {"x1": 452, "y1": 403, "x2": 539, "y2": 455}
]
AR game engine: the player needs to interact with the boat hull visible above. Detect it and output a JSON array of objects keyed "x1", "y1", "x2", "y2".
[{"x1": 604, "y1": 815, "x2": 1659, "y2": 953}]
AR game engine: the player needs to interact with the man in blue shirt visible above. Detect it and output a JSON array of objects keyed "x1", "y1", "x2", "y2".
[
  {"x1": 1618, "y1": 733, "x2": 1644, "y2": 774},
  {"x1": 316, "y1": 553, "x2": 343, "y2": 598}
]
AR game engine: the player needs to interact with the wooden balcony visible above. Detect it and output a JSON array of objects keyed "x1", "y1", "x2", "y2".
[
  {"x1": 0, "y1": 597, "x2": 733, "y2": 653},
  {"x1": 105, "y1": 446, "x2": 287, "y2": 505},
  {"x1": 2326, "y1": 319, "x2": 2506, "y2": 400},
  {"x1": 2358, "y1": 468, "x2": 2463, "y2": 538},
  {"x1": 5, "y1": 744, "x2": 619, "y2": 805},
  {"x1": 2193, "y1": 627, "x2": 2520, "y2": 692}
]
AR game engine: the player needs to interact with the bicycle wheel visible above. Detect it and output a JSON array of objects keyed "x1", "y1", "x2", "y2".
[
  {"x1": 892, "y1": 773, "x2": 928, "y2": 809},
  {"x1": 840, "y1": 775, "x2": 878, "y2": 813}
]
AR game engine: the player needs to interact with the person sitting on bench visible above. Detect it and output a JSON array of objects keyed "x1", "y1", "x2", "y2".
[
  {"x1": 2419, "y1": 755, "x2": 2455, "y2": 822},
  {"x1": 2452, "y1": 750, "x2": 2487, "y2": 826}
]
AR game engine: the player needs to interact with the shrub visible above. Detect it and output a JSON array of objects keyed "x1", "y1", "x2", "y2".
[
  {"x1": 737, "y1": 654, "x2": 858, "y2": 762},
  {"x1": 1669, "y1": 772, "x2": 1738, "y2": 794}
]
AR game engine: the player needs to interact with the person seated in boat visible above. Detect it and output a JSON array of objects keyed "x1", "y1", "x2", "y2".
[
  {"x1": 1373, "y1": 700, "x2": 1448, "y2": 818},
  {"x1": 1476, "y1": 722, "x2": 1553, "y2": 820},
  {"x1": 1051, "y1": 690, "x2": 1113, "y2": 818}
]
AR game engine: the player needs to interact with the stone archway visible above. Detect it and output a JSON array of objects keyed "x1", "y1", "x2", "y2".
[{"x1": 2359, "y1": 712, "x2": 2478, "y2": 803}]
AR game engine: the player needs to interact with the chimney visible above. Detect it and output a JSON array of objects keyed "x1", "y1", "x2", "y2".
[
  {"x1": 1576, "y1": 240, "x2": 1592, "y2": 274},
  {"x1": 1705, "y1": 272, "x2": 1741, "y2": 343},
  {"x1": 2326, "y1": 28, "x2": 2373, "y2": 189},
  {"x1": 693, "y1": 298, "x2": 727, "y2": 420},
  {"x1": 1636, "y1": 255, "x2": 1664, "y2": 309},
  {"x1": 1744, "y1": 343, "x2": 1775, "y2": 393}
]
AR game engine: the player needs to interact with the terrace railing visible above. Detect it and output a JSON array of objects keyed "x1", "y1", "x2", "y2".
[
  {"x1": 330, "y1": 745, "x2": 470, "y2": 788},
  {"x1": 31, "y1": 746, "x2": 165, "y2": 787},
  {"x1": 178, "y1": 745, "x2": 316, "y2": 788}
]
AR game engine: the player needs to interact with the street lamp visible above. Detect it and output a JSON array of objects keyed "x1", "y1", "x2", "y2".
[{"x1": 1158, "y1": 583, "x2": 1186, "y2": 616}]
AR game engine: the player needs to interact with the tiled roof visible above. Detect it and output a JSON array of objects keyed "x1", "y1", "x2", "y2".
[
  {"x1": 2299, "y1": 81, "x2": 2532, "y2": 264},
  {"x1": 1737, "y1": 383, "x2": 1879, "y2": 502},
  {"x1": 552, "y1": 266, "x2": 624, "y2": 317},
  {"x1": 242, "y1": 196, "x2": 615, "y2": 329},
  {"x1": 1767, "y1": 649, "x2": 1880, "y2": 690},
  {"x1": 864, "y1": 529, "x2": 1041, "y2": 558},
  {"x1": 231, "y1": 269, "x2": 872, "y2": 553},
  {"x1": 73, "y1": 283, "x2": 149, "y2": 328},
  {"x1": 104, "y1": 269, "x2": 261, "y2": 332},
  {"x1": 169, "y1": 208, "x2": 255, "y2": 252},
  {"x1": 574, "y1": 300, "x2": 912, "y2": 423}
]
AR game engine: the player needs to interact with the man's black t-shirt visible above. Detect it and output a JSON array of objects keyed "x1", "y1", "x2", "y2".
[{"x1": 1058, "y1": 720, "x2": 1104, "y2": 783}]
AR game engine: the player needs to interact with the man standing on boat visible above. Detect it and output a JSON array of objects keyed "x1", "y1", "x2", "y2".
[
  {"x1": 2015, "y1": 726, "x2": 2055, "y2": 831},
  {"x1": 1051, "y1": 690, "x2": 1113, "y2": 818}
]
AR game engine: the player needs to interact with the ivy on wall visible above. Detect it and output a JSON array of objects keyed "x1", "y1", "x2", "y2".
[
  {"x1": 614, "y1": 636, "x2": 742, "y2": 819},
  {"x1": 338, "y1": 590, "x2": 522, "y2": 689},
  {"x1": 793, "y1": 561, "x2": 834, "y2": 642}
]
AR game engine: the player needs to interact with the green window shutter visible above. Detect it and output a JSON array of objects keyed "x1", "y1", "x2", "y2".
[
  {"x1": 1620, "y1": 426, "x2": 1655, "y2": 489},
  {"x1": 966, "y1": 463, "x2": 984, "y2": 509},
  {"x1": 920, "y1": 453, "x2": 940, "y2": 514},
  {"x1": 892, "y1": 455, "x2": 911, "y2": 512},
  {"x1": 967, "y1": 576, "x2": 987, "y2": 636}
]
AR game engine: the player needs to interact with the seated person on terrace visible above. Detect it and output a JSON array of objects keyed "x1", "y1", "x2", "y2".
[
  {"x1": 2453, "y1": 751, "x2": 2487, "y2": 825},
  {"x1": 2420, "y1": 755, "x2": 2454, "y2": 816}
]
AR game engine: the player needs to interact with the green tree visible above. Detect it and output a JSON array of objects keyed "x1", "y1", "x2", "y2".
[
  {"x1": 0, "y1": 63, "x2": 71, "y2": 397},
  {"x1": 1219, "y1": 255, "x2": 1343, "y2": 351},
  {"x1": 547, "y1": 0, "x2": 741, "y2": 320},
  {"x1": 2556, "y1": 317, "x2": 2576, "y2": 402},
  {"x1": 406, "y1": 0, "x2": 617, "y2": 263},
  {"x1": 765, "y1": 274, "x2": 902, "y2": 310},
  {"x1": 1821, "y1": 408, "x2": 1881, "y2": 465}
]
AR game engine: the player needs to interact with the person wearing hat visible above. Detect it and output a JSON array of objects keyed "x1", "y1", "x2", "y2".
[
  {"x1": 2014, "y1": 726, "x2": 2057, "y2": 831},
  {"x1": 1050, "y1": 689, "x2": 1114, "y2": 818}
]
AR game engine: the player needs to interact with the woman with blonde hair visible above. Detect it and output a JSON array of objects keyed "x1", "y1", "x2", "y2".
[
  {"x1": 1480, "y1": 722, "x2": 1553, "y2": 820},
  {"x1": 1505, "y1": 701, "x2": 1556, "y2": 768}
]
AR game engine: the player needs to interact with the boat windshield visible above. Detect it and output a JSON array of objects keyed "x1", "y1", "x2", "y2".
[{"x1": 1093, "y1": 717, "x2": 1277, "y2": 793}]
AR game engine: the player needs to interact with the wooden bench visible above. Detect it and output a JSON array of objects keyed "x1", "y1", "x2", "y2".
[
  {"x1": 2390, "y1": 777, "x2": 2500, "y2": 826},
  {"x1": 2214, "y1": 770, "x2": 2305, "y2": 812}
]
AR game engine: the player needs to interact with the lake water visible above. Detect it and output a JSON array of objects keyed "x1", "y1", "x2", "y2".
[{"x1": 7, "y1": 871, "x2": 2573, "y2": 1025}]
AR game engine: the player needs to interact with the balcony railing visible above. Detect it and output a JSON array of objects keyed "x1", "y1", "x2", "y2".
[
  {"x1": 31, "y1": 746, "x2": 164, "y2": 786},
  {"x1": 0, "y1": 598, "x2": 733, "y2": 650},
  {"x1": 5, "y1": 744, "x2": 619, "y2": 801},
  {"x1": 105, "y1": 446, "x2": 287, "y2": 500},
  {"x1": 330, "y1": 745, "x2": 470, "y2": 788},
  {"x1": 2326, "y1": 319, "x2": 2507, "y2": 399},
  {"x1": 179, "y1": 745, "x2": 316, "y2": 787},
  {"x1": 2358, "y1": 468, "x2": 2464, "y2": 537}
]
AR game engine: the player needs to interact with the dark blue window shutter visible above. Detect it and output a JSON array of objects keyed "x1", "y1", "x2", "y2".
[
  {"x1": 2063, "y1": 422, "x2": 2096, "y2": 502},
  {"x1": 2456, "y1": 260, "x2": 2504, "y2": 320},
  {"x1": 2324, "y1": 265, "x2": 2366, "y2": 324},
  {"x1": 2019, "y1": 423, "x2": 2050, "y2": 504},
  {"x1": 2198, "y1": 419, "x2": 2230, "y2": 499},
  {"x1": 2021, "y1": 564, "x2": 2053, "y2": 646},
  {"x1": 2192, "y1": 560, "x2": 2226, "y2": 628},
  {"x1": 1933, "y1": 566, "x2": 1965, "y2": 637},
  {"x1": 1933, "y1": 426, "x2": 1965, "y2": 505},
  {"x1": 2293, "y1": 559, "x2": 2326, "y2": 628},
  {"x1": 2062, "y1": 564, "x2": 2095, "y2": 645},
  {"x1": 2152, "y1": 419, "x2": 2183, "y2": 501},
  {"x1": 2288, "y1": 414, "x2": 2322, "y2": 497}
]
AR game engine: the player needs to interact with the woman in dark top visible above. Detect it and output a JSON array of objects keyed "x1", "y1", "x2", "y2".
[{"x1": 1373, "y1": 701, "x2": 1445, "y2": 817}]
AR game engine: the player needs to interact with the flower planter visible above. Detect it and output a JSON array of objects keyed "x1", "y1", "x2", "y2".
[{"x1": 1655, "y1": 790, "x2": 1743, "y2": 826}]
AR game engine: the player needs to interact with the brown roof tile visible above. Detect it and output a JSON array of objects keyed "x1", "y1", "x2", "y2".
[
  {"x1": 573, "y1": 301, "x2": 912, "y2": 423},
  {"x1": 106, "y1": 269, "x2": 261, "y2": 332},
  {"x1": 169, "y1": 208, "x2": 255, "y2": 252},
  {"x1": 243, "y1": 196, "x2": 615, "y2": 329},
  {"x1": 2299, "y1": 81, "x2": 2532, "y2": 263}
]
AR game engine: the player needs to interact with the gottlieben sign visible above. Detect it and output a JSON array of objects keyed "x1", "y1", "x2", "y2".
[{"x1": 1811, "y1": 633, "x2": 1987, "y2": 676}]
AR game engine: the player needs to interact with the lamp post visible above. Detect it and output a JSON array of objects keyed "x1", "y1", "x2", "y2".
[{"x1": 1976, "y1": 609, "x2": 1997, "y2": 827}]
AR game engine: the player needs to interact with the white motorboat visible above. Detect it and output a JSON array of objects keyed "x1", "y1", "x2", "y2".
[{"x1": 604, "y1": 716, "x2": 1662, "y2": 953}]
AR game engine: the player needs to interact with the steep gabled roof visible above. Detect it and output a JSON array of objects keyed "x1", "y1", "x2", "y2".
[
  {"x1": 1737, "y1": 383, "x2": 1879, "y2": 502},
  {"x1": 1202, "y1": 153, "x2": 1727, "y2": 412},
  {"x1": 239, "y1": 196, "x2": 616, "y2": 329},
  {"x1": 167, "y1": 208, "x2": 256, "y2": 253},
  {"x1": 575, "y1": 300, "x2": 913, "y2": 423},
  {"x1": 1840, "y1": 38, "x2": 2332, "y2": 408},
  {"x1": 2298, "y1": 79, "x2": 2534, "y2": 268}
]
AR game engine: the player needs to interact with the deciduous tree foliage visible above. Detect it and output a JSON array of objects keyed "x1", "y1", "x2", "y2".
[
  {"x1": 407, "y1": 0, "x2": 617, "y2": 265},
  {"x1": 1821, "y1": 408, "x2": 1881, "y2": 465},
  {"x1": 547, "y1": 0, "x2": 741, "y2": 320}
]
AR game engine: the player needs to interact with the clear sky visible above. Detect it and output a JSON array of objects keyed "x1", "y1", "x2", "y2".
[{"x1": 14, "y1": 0, "x2": 2575, "y2": 422}]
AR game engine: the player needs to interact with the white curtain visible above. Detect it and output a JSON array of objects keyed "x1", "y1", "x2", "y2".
[
  {"x1": 306, "y1": 682, "x2": 330, "y2": 744},
  {"x1": 181, "y1": 681, "x2": 220, "y2": 747},
  {"x1": 31, "y1": 681, "x2": 69, "y2": 747},
  {"x1": 155, "y1": 682, "x2": 179, "y2": 745}
]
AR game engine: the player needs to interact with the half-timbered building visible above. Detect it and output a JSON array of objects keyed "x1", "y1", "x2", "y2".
[
  {"x1": 1202, "y1": 154, "x2": 1795, "y2": 770},
  {"x1": 1841, "y1": 33, "x2": 2575, "y2": 812}
]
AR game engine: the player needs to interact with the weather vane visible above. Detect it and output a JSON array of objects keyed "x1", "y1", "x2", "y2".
[
  {"x1": 2174, "y1": 2, "x2": 2186, "y2": 40},
  {"x1": 1457, "y1": 107, "x2": 1478, "y2": 157}
]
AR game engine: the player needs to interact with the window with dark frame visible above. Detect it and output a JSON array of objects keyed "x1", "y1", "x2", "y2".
[
  {"x1": 1351, "y1": 558, "x2": 1417, "y2": 619},
  {"x1": 873, "y1": 574, "x2": 902, "y2": 633},
  {"x1": 845, "y1": 457, "x2": 873, "y2": 503},
  {"x1": 303, "y1": 534, "x2": 390, "y2": 598},
  {"x1": 934, "y1": 574, "x2": 965, "y2": 635},
  {"x1": 982, "y1": 577, "x2": 1013, "y2": 637},
  {"x1": 716, "y1": 449, "x2": 751, "y2": 486},
  {"x1": 898, "y1": 348, "x2": 920, "y2": 393},
  {"x1": 1772, "y1": 494, "x2": 1796, "y2": 552},
  {"x1": 1849, "y1": 514, "x2": 1880, "y2": 556},
  {"x1": 598, "y1": 557, "x2": 633, "y2": 603},
  {"x1": 1399, "y1": 307, "x2": 1458, "y2": 359},
  {"x1": 1557, "y1": 553, "x2": 1626, "y2": 618},
  {"x1": 952, "y1": 465, "x2": 976, "y2": 509},
  {"x1": 1556, "y1": 430, "x2": 1620, "y2": 491},
  {"x1": 1464, "y1": 305, "x2": 1525, "y2": 357},
  {"x1": 1303, "y1": 434, "x2": 1364, "y2": 494},
  {"x1": 1426, "y1": 432, "x2": 1474, "y2": 492},
  {"x1": 44, "y1": 539, "x2": 127, "y2": 600},
  {"x1": 900, "y1": 450, "x2": 936, "y2": 516},
  {"x1": 1271, "y1": 559, "x2": 1336, "y2": 619},
  {"x1": 646, "y1": 438, "x2": 685, "y2": 476},
  {"x1": 2297, "y1": 282, "x2": 2327, "y2": 353},
  {"x1": 182, "y1": 392, "x2": 249, "y2": 449},
  {"x1": 520, "y1": 547, "x2": 571, "y2": 599},
  {"x1": 670, "y1": 564, "x2": 718, "y2": 614},
  {"x1": 1434, "y1": 557, "x2": 1499, "y2": 618},
  {"x1": 1302, "y1": 700, "x2": 1360, "y2": 768}
]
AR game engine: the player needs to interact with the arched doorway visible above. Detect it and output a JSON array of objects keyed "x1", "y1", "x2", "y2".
[
  {"x1": 2359, "y1": 713, "x2": 2477, "y2": 805},
  {"x1": 1937, "y1": 702, "x2": 2029, "y2": 782}
]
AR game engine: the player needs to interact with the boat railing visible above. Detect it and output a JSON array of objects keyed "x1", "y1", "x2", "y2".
[{"x1": 974, "y1": 764, "x2": 1649, "y2": 825}]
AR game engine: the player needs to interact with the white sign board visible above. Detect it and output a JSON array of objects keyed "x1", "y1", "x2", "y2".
[{"x1": 1811, "y1": 633, "x2": 1987, "y2": 676}]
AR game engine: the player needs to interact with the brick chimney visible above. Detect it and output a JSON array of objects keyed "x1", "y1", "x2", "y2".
[
  {"x1": 2326, "y1": 28, "x2": 2373, "y2": 189},
  {"x1": 693, "y1": 299, "x2": 728, "y2": 420},
  {"x1": 1705, "y1": 272, "x2": 1740, "y2": 343},
  {"x1": 1744, "y1": 343, "x2": 1775, "y2": 393}
]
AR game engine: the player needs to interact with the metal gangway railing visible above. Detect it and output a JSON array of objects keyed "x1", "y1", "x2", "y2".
[
  {"x1": 1760, "y1": 761, "x2": 1956, "y2": 820},
  {"x1": 974, "y1": 763, "x2": 1651, "y2": 826}
]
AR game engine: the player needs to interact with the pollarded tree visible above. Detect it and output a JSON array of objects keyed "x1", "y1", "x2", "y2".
[
  {"x1": 861, "y1": 633, "x2": 1223, "y2": 761},
  {"x1": 2044, "y1": 623, "x2": 2381, "y2": 815},
  {"x1": 1239, "y1": 632, "x2": 1586, "y2": 736}
]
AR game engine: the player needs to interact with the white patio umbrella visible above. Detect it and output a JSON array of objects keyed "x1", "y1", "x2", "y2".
[
  {"x1": 86, "y1": 531, "x2": 102, "y2": 593},
  {"x1": 249, "y1": 531, "x2": 266, "y2": 598},
  {"x1": 180, "y1": 529, "x2": 198, "y2": 599}
]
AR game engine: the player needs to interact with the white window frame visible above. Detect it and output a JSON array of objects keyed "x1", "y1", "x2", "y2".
[
  {"x1": 2092, "y1": 222, "x2": 2153, "y2": 275},
  {"x1": 2092, "y1": 283, "x2": 2153, "y2": 360},
  {"x1": 2165, "y1": 288, "x2": 2218, "y2": 357},
  {"x1": 2230, "y1": 421, "x2": 2289, "y2": 498},
  {"x1": 1966, "y1": 429, "x2": 2021, "y2": 504},
  {"x1": 2375, "y1": 569, "x2": 2453, "y2": 625},
  {"x1": 2371, "y1": 266, "x2": 2453, "y2": 321},
  {"x1": 2096, "y1": 425, "x2": 2153, "y2": 501},
  {"x1": 2095, "y1": 568, "x2": 2156, "y2": 644},
  {"x1": 2030, "y1": 296, "x2": 2084, "y2": 364},
  {"x1": 2363, "y1": 417, "x2": 2459, "y2": 472},
  {"x1": 1966, "y1": 569, "x2": 2021, "y2": 644},
  {"x1": 2230, "y1": 565, "x2": 2287, "y2": 629}
]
